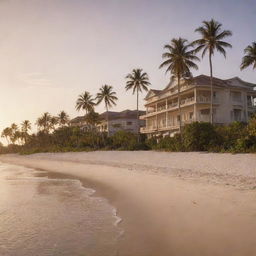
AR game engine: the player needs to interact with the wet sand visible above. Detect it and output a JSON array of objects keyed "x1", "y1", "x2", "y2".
[{"x1": 1, "y1": 151, "x2": 256, "y2": 256}]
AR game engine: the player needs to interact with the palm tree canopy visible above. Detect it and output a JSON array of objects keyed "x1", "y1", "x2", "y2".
[
  {"x1": 76, "y1": 91, "x2": 95, "y2": 113},
  {"x1": 125, "y1": 69, "x2": 150, "y2": 94},
  {"x1": 21, "y1": 120, "x2": 31, "y2": 133},
  {"x1": 1, "y1": 127, "x2": 12, "y2": 138},
  {"x1": 10, "y1": 123, "x2": 18, "y2": 132},
  {"x1": 159, "y1": 38, "x2": 199, "y2": 78},
  {"x1": 96, "y1": 85, "x2": 118, "y2": 109},
  {"x1": 192, "y1": 19, "x2": 232, "y2": 58},
  {"x1": 57, "y1": 111, "x2": 70, "y2": 126},
  {"x1": 36, "y1": 112, "x2": 52, "y2": 132},
  {"x1": 241, "y1": 42, "x2": 256, "y2": 70}
]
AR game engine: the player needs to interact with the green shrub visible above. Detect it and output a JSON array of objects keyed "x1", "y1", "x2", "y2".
[
  {"x1": 110, "y1": 130, "x2": 139, "y2": 150},
  {"x1": 182, "y1": 122, "x2": 220, "y2": 151}
]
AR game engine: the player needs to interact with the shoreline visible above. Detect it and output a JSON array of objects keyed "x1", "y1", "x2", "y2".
[{"x1": 1, "y1": 151, "x2": 256, "y2": 256}]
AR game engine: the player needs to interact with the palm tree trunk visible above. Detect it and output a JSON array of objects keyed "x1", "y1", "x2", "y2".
[
  {"x1": 106, "y1": 104, "x2": 109, "y2": 137},
  {"x1": 136, "y1": 87, "x2": 140, "y2": 142},
  {"x1": 178, "y1": 75, "x2": 182, "y2": 134},
  {"x1": 209, "y1": 52, "x2": 213, "y2": 124}
]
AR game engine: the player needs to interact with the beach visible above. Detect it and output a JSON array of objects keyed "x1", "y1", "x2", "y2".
[{"x1": 1, "y1": 151, "x2": 256, "y2": 256}]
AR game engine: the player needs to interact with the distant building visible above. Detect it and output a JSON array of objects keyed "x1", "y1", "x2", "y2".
[
  {"x1": 97, "y1": 110, "x2": 145, "y2": 135},
  {"x1": 140, "y1": 74, "x2": 256, "y2": 137},
  {"x1": 70, "y1": 116, "x2": 87, "y2": 128},
  {"x1": 70, "y1": 109, "x2": 146, "y2": 135}
]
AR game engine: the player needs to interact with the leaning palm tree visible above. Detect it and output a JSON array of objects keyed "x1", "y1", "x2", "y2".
[
  {"x1": 193, "y1": 19, "x2": 232, "y2": 123},
  {"x1": 1, "y1": 127, "x2": 12, "y2": 145},
  {"x1": 159, "y1": 38, "x2": 199, "y2": 133},
  {"x1": 241, "y1": 42, "x2": 256, "y2": 70},
  {"x1": 57, "y1": 111, "x2": 70, "y2": 127},
  {"x1": 76, "y1": 91, "x2": 95, "y2": 114},
  {"x1": 125, "y1": 69, "x2": 150, "y2": 135},
  {"x1": 96, "y1": 85, "x2": 118, "y2": 136}
]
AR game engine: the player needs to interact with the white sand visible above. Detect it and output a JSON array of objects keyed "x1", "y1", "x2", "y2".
[{"x1": 1, "y1": 151, "x2": 256, "y2": 256}]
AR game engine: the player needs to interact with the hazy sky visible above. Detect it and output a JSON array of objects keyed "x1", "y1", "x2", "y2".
[{"x1": 0, "y1": 0, "x2": 255, "y2": 136}]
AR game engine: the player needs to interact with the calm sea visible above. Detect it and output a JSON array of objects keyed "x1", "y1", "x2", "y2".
[{"x1": 0, "y1": 163, "x2": 122, "y2": 256}]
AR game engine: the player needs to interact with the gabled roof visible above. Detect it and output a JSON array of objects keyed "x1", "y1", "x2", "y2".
[
  {"x1": 145, "y1": 89, "x2": 161, "y2": 99},
  {"x1": 100, "y1": 109, "x2": 146, "y2": 120},
  {"x1": 70, "y1": 116, "x2": 86, "y2": 123},
  {"x1": 146, "y1": 74, "x2": 255, "y2": 99}
]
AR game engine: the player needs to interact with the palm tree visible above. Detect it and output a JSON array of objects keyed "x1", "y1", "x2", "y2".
[
  {"x1": 96, "y1": 85, "x2": 118, "y2": 136},
  {"x1": 76, "y1": 91, "x2": 95, "y2": 114},
  {"x1": 57, "y1": 111, "x2": 70, "y2": 127},
  {"x1": 159, "y1": 38, "x2": 199, "y2": 132},
  {"x1": 125, "y1": 69, "x2": 150, "y2": 136},
  {"x1": 21, "y1": 120, "x2": 31, "y2": 144},
  {"x1": 10, "y1": 123, "x2": 18, "y2": 144},
  {"x1": 1, "y1": 127, "x2": 12, "y2": 145},
  {"x1": 50, "y1": 116, "x2": 58, "y2": 132},
  {"x1": 21, "y1": 120, "x2": 31, "y2": 133},
  {"x1": 36, "y1": 112, "x2": 52, "y2": 133},
  {"x1": 240, "y1": 42, "x2": 256, "y2": 70},
  {"x1": 193, "y1": 19, "x2": 232, "y2": 123}
]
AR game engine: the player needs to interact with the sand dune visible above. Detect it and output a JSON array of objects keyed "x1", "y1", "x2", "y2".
[{"x1": 1, "y1": 151, "x2": 256, "y2": 256}]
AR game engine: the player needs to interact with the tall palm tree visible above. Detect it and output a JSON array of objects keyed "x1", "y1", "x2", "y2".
[
  {"x1": 96, "y1": 85, "x2": 118, "y2": 136},
  {"x1": 36, "y1": 112, "x2": 52, "y2": 133},
  {"x1": 21, "y1": 120, "x2": 31, "y2": 133},
  {"x1": 57, "y1": 111, "x2": 70, "y2": 127},
  {"x1": 125, "y1": 69, "x2": 150, "y2": 136},
  {"x1": 159, "y1": 38, "x2": 199, "y2": 132},
  {"x1": 1, "y1": 127, "x2": 12, "y2": 145},
  {"x1": 240, "y1": 42, "x2": 256, "y2": 70},
  {"x1": 10, "y1": 123, "x2": 18, "y2": 144},
  {"x1": 21, "y1": 120, "x2": 31, "y2": 144},
  {"x1": 193, "y1": 19, "x2": 232, "y2": 123},
  {"x1": 76, "y1": 91, "x2": 95, "y2": 114}
]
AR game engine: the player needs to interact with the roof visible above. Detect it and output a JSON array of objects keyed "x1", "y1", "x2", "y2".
[
  {"x1": 70, "y1": 116, "x2": 86, "y2": 123},
  {"x1": 71, "y1": 110, "x2": 146, "y2": 124},
  {"x1": 145, "y1": 74, "x2": 256, "y2": 100},
  {"x1": 100, "y1": 109, "x2": 146, "y2": 121}
]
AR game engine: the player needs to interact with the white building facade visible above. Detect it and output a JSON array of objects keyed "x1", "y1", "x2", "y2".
[{"x1": 140, "y1": 75, "x2": 256, "y2": 137}]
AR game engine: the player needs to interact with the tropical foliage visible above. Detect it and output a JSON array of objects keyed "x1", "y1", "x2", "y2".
[
  {"x1": 240, "y1": 42, "x2": 256, "y2": 70},
  {"x1": 76, "y1": 91, "x2": 95, "y2": 114},
  {"x1": 96, "y1": 85, "x2": 118, "y2": 136}
]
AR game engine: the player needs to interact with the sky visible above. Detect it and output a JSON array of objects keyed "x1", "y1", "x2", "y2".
[{"x1": 0, "y1": 0, "x2": 255, "y2": 139}]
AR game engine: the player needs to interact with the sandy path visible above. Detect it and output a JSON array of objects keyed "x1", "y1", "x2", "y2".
[{"x1": 1, "y1": 152, "x2": 256, "y2": 256}]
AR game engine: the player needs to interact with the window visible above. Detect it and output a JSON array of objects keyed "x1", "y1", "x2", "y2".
[
  {"x1": 177, "y1": 115, "x2": 180, "y2": 121},
  {"x1": 126, "y1": 121, "x2": 132, "y2": 125},
  {"x1": 231, "y1": 91, "x2": 241, "y2": 102},
  {"x1": 112, "y1": 123, "x2": 122, "y2": 128},
  {"x1": 189, "y1": 112, "x2": 193, "y2": 119}
]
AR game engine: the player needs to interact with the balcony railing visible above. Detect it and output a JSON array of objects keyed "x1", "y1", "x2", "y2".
[
  {"x1": 180, "y1": 97, "x2": 195, "y2": 105},
  {"x1": 197, "y1": 96, "x2": 219, "y2": 104}
]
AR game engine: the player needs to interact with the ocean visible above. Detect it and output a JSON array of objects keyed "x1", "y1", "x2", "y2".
[{"x1": 0, "y1": 163, "x2": 122, "y2": 256}]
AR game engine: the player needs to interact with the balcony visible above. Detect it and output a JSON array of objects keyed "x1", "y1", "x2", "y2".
[
  {"x1": 197, "y1": 96, "x2": 219, "y2": 104},
  {"x1": 180, "y1": 97, "x2": 195, "y2": 106}
]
